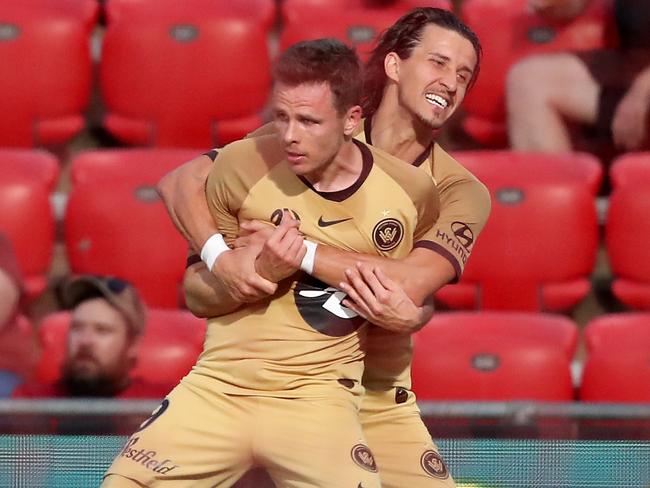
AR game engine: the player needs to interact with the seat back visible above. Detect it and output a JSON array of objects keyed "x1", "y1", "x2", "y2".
[
  {"x1": 412, "y1": 333, "x2": 574, "y2": 401},
  {"x1": 584, "y1": 313, "x2": 650, "y2": 354},
  {"x1": 0, "y1": 150, "x2": 59, "y2": 298},
  {"x1": 65, "y1": 149, "x2": 197, "y2": 307},
  {"x1": 606, "y1": 153, "x2": 650, "y2": 309},
  {"x1": 100, "y1": 1, "x2": 272, "y2": 147},
  {"x1": 423, "y1": 311, "x2": 579, "y2": 360},
  {"x1": 580, "y1": 351, "x2": 650, "y2": 403},
  {"x1": 280, "y1": 1, "x2": 453, "y2": 62},
  {"x1": 0, "y1": 1, "x2": 96, "y2": 146},
  {"x1": 435, "y1": 150, "x2": 601, "y2": 311}
]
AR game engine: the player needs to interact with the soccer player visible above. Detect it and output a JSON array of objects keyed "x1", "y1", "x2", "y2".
[
  {"x1": 158, "y1": 8, "x2": 490, "y2": 488},
  {"x1": 103, "y1": 38, "x2": 440, "y2": 487}
]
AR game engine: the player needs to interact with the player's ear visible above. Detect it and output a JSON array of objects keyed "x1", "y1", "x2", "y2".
[
  {"x1": 343, "y1": 105, "x2": 362, "y2": 136},
  {"x1": 385, "y1": 52, "x2": 400, "y2": 82}
]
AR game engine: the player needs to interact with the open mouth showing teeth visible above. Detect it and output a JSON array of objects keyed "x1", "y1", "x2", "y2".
[{"x1": 425, "y1": 93, "x2": 448, "y2": 109}]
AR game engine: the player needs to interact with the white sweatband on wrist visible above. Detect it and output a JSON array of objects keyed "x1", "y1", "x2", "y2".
[
  {"x1": 300, "y1": 240, "x2": 318, "y2": 274},
  {"x1": 200, "y1": 233, "x2": 230, "y2": 270}
]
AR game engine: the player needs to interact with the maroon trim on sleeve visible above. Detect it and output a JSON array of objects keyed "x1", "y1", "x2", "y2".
[
  {"x1": 204, "y1": 149, "x2": 219, "y2": 162},
  {"x1": 413, "y1": 240, "x2": 461, "y2": 283},
  {"x1": 186, "y1": 253, "x2": 202, "y2": 268}
]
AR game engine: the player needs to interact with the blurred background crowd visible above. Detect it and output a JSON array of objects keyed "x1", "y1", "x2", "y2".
[{"x1": 1, "y1": 0, "x2": 649, "y2": 404}]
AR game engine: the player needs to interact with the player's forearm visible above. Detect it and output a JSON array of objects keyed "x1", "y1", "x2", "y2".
[
  {"x1": 183, "y1": 262, "x2": 243, "y2": 318},
  {"x1": 630, "y1": 65, "x2": 650, "y2": 101},
  {"x1": 312, "y1": 245, "x2": 455, "y2": 306},
  {"x1": 157, "y1": 155, "x2": 218, "y2": 253}
]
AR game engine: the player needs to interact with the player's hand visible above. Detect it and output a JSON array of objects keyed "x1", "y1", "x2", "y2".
[
  {"x1": 234, "y1": 220, "x2": 275, "y2": 249},
  {"x1": 339, "y1": 263, "x2": 432, "y2": 334},
  {"x1": 255, "y1": 212, "x2": 305, "y2": 283},
  {"x1": 612, "y1": 84, "x2": 650, "y2": 151},
  {"x1": 212, "y1": 245, "x2": 277, "y2": 303}
]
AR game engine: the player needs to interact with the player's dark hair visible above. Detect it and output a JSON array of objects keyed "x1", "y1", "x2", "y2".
[
  {"x1": 362, "y1": 7, "x2": 482, "y2": 117},
  {"x1": 273, "y1": 38, "x2": 363, "y2": 115}
]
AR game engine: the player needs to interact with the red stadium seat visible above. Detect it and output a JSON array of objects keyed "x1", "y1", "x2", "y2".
[
  {"x1": 100, "y1": 1, "x2": 272, "y2": 148},
  {"x1": 584, "y1": 313, "x2": 650, "y2": 354},
  {"x1": 280, "y1": 1, "x2": 451, "y2": 62},
  {"x1": 0, "y1": 150, "x2": 59, "y2": 299},
  {"x1": 412, "y1": 331, "x2": 574, "y2": 401},
  {"x1": 35, "y1": 309, "x2": 205, "y2": 390},
  {"x1": 435, "y1": 150, "x2": 602, "y2": 311},
  {"x1": 65, "y1": 149, "x2": 198, "y2": 307},
  {"x1": 606, "y1": 153, "x2": 650, "y2": 309},
  {"x1": 460, "y1": 0, "x2": 617, "y2": 146},
  {"x1": 282, "y1": 0, "x2": 450, "y2": 12},
  {"x1": 105, "y1": 0, "x2": 275, "y2": 27},
  {"x1": 69, "y1": 148, "x2": 200, "y2": 185},
  {"x1": 422, "y1": 311, "x2": 579, "y2": 360},
  {"x1": 580, "y1": 351, "x2": 650, "y2": 403},
  {"x1": 0, "y1": 1, "x2": 97, "y2": 147}
]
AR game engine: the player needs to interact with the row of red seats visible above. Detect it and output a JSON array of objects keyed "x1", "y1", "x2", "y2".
[
  {"x1": 19, "y1": 309, "x2": 650, "y2": 403},
  {"x1": 413, "y1": 311, "x2": 650, "y2": 403},
  {"x1": 2, "y1": 148, "x2": 648, "y2": 310},
  {"x1": 1, "y1": 0, "x2": 450, "y2": 148}
]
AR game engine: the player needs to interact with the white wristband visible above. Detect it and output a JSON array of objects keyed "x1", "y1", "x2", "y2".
[
  {"x1": 200, "y1": 233, "x2": 230, "y2": 270},
  {"x1": 300, "y1": 240, "x2": 318, "y2": 274}
]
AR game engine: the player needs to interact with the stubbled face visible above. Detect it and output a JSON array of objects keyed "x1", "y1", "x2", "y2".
[
  {"x1": 63, "y1": 298, "x2": 135, "y2": 387},
  {"x1": 394, "y1": 24, "x2": 477, "y2": 130},
  {"x1": 272, "y1": 81, "x2": 352, "y2": 178}
]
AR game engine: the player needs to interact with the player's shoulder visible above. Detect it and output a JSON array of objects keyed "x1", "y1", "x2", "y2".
[{"x1": 215, "y1": 134, "x2": 285, "y2": 171}]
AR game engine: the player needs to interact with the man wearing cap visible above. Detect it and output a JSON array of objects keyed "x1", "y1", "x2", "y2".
[{"x1": 13, "y1": 275, "x2": 163, "y2": 398}]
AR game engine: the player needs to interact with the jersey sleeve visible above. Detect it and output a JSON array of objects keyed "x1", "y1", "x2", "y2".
[
  {"x1": 412, "y1": 176, "x2": 440, "y2": 242},
  {"x1": 204, "y1": 146, "x2": 242, "y2": 245},
  {"x1": 414, "y1": 175, "x2": 491, "y2": 280}
]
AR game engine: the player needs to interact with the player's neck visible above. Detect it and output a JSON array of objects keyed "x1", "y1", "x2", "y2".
[
  {"x1": 371, "y1": 94, "x2": 433, "y2": 164},
  {"x1": 305, "y1": 139, "x2": 364, "y2": 193}
]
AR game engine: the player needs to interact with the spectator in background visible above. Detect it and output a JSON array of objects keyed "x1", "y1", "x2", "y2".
[
  {"x1": 13, "y1": 275, "x2": 165, "y2": 398},
  {"x1": 0, "y1": 233, "x2": 38, "y2": 397},
  {"x1": 507, "y1": 0, "x2": 650, "y2": 157}
]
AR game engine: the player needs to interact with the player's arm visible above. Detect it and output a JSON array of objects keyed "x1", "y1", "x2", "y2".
[
  {"x1": 158, "y1": 151, "x2": 277, "y2": 305},
  {"x1": 157, "y1": 153, "x2": 217, "y2": 253},
  {"x1": 321, "y1": 175, "x2": 490, "y2": 303}
]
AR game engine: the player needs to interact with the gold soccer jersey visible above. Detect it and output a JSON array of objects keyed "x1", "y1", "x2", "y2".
[
  {"x1": 193, "y1": 134, "x2": 440, "y2": 397},
  {"x1": 355, "y1": 118, "x2": 491, "y2": 392}
]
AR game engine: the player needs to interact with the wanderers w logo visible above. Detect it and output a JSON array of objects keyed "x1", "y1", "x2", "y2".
[{"x1": 372, "y1": 218, "x2": 404, "y2": 251}]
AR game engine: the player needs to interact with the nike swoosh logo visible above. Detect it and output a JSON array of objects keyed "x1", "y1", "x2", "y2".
[{"x1": 318, "y1": 216, "x2": 353, "y2": 227}]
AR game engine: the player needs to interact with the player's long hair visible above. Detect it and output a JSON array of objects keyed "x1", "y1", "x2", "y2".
[
  {"x1": 273, "y1": 38, "x2": 363, "y2": 115},
  {"x1": 362, "y1": 7, "x2": 482, "y2": 118}
]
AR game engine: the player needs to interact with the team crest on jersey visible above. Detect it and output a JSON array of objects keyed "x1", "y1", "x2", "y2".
[
  {"x1": 372, "y1": 218, "x2": 404, "y2": 251},
  {"x1": 270, "y1": 208, "x2": 300, "y2": 225},
  {"x1": 351, "y1": 444, "x2": 378, "y2": 473},
  {"x1": 294, "y1": 275, "x2": 364, "y2": 337},
  {"x1": 420, "y1": 450, "x2": 449, "y2": 479}
]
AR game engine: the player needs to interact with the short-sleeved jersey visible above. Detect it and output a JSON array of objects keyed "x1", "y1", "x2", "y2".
[
  {"x1": 355, "y1": 118, "x2": 491, "y2": 391},
  {"x1": 195, "y1": 134, "x2": 439, "y2": 397}
]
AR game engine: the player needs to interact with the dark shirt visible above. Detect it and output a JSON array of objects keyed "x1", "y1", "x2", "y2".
[{"x1": 616, "y1": 0, "x2": 650, "y2": 49}]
